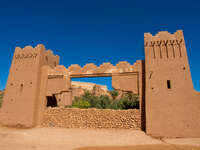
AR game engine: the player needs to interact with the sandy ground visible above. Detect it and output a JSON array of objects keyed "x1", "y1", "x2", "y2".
[
  {"x1": 0, "y1": 126, "x2": 199, "y2": 150},
  {"x1": 75, "y1": 145, "x2": 200, "y2": 150}
]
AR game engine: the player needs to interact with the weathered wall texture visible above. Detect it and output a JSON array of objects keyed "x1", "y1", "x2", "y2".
[
  {"x1": 0, "y1": 45, "x2": 59, "y2": 127},
  {"x1": 145, "y1": 30, "x2": 200, "y2": 137},
  {"x1": 42, "y1": 108, "x2": 141, "y2": 129},
  {"x1": 112, "y1": 74, "x2": 138, "y2": 93},
  {"x1": 68, "y1": 61, "x2": 142, "y2": 79},
  {"x1": 46, "y1": 65, "x2": 72, "y2": 106},
  {"x1": 46, "y1": 65, "x2": 70, "y2": 96}
]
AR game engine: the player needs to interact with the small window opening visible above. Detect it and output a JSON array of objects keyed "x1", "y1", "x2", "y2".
[
  {"x1": 46, "y1": 94, "x2": 57, "y2": 107},
  {"x1": 20, "y1": 84, "x2": 23, "y2": 92},
  {"x1": 167, "y1": 80, "x2": 171, "y2": 89},
  {"x1": 54, "y1": 62, "x2": 57, "y2": 67}
]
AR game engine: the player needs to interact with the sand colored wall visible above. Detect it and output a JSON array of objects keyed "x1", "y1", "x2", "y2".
[
  {"x1": 46, "y1": 65, "x2": 70, "y2": 96},
  {"x1": 112, "y1": 61, "x2": 142, "y2": 94},
  {"x1": 0, "y1": 45, "x2": 59, "y2": 127},
  {"x1": 55, "y1": 91, "x2": 72, "y2": 106},
  {"x1": 112, "y1": 74, "x2": 139, "y2": 93},
  {"x1": 46, "y1": 65, "x2": 73, "y2": 106},
  {"x1": 144, "y1": 30, "x2": 200, "y2": 137},
  {"x1": 68, "y1": 61, "x2": 141, "y2": 77},
  {"x1": 42, "y1": 108, "x2": 141, "y2": 129}
]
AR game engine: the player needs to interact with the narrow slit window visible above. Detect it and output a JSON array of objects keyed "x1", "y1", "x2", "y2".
[
  {"x1": 20, "y1": 84, "x2": 24, "y2": 92},
  {"x1": 167, "y1": 80, "x2": 171, "y2": 89}
]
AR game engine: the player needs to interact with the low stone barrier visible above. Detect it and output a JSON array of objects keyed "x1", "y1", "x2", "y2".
[{"x1": 42, "y1": 108, "x2": 141, "y2": 130}]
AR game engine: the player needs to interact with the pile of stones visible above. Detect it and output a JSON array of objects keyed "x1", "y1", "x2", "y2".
[{"x1": 42, "y1": 108, "x2": 141, "y2": 130}]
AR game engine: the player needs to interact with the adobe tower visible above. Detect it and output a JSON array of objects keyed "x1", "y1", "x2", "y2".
[
  {"x1": 0, "y1": 45, "x2": 59, "y2": 127},
  {"x1": 144, "y1": 30, "x2": 200, "y2": 137}
]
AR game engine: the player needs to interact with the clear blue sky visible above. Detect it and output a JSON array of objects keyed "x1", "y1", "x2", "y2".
[{"x1": 0, "y1": 0, "x2": 200, "y2": 91}]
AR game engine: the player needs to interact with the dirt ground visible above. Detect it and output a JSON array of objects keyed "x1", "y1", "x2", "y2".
[
  {"x1": 0, "y1": 125, "x2": 199, "y2": 150},
  {"x1": 76, "y1": 145, "x2": 200, "y2": 150}
]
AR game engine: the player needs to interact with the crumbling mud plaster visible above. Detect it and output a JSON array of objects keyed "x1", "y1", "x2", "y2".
[{"x1": 145, "y1": 30, "x2": 200, "y2": 137}]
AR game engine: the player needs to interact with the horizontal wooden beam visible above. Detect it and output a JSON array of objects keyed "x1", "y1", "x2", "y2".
[{"x1": 70, "y1": 72, "x2": 138, "y2": 78}]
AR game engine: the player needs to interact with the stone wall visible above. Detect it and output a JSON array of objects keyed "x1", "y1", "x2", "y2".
[{"x1": 42, "y1": 108, "x2": 141, "y2": 130}]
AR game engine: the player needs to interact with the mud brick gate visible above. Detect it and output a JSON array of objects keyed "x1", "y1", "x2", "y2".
[{"x1": 1, "y1": 30, "x2": 200, "y2": 137}]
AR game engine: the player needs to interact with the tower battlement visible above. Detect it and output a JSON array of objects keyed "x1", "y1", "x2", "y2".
[{"x1": 144, "y1": 30, "x2": 186, "y2": 60}]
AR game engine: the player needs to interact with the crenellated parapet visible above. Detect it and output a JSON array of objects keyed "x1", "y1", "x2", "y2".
[
  {"x1": 48, "y1": 65, "x2": 69, "y2": 79},
  {"x1": 14, "y1": 44, "x2": 49, "y2": 59},
  {"x1": 44, "y1": 49, "x2": 60, "y2": 68},
  {"x1": 67, "y1": 61, "x2": 142, "y2": 77},
  {"x1": 13, "y1": 44, "x2": 60, "y2": 69},
  {"x1": 144, "y1": 30, "x2": 185, "y2": 59}
]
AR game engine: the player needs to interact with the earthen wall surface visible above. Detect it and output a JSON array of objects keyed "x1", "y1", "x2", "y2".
[
  {"x1": 42, "y1": 108, "x2": 141, "y2": 129},
  {"x1": 0, "y1": 45, "x2": 59, "y2": 127},
  {"x1": 46, "y1": 65, "x2": 70, "y2": 96},
  {"x1": 145, "y1": 30, "x2": 200, "y2": 137}
]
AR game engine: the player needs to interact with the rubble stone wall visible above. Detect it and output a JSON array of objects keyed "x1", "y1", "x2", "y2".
[{"x1": 42, "y1": 108, "x2": 141, "y2": 130}]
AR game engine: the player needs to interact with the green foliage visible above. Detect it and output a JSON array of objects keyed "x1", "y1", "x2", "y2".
[
  {"x1": 120, "y1": 92, "x2": 139, "y2": 109},
  {"x1": 79, "y1": 91, "x2": 101, "y2": 108},
  {"x1": 66, "y1": 90, "x2": 139, "y2": 110},
  {"x1": 108, "y1": 99, "x2": 124, "y2": 110},
  {"x1": 72, "y1": 99, "x2": 91, "y2": 108},
  {"x1": 64, "y1": 105, "x2": 73, "y2": 108},
  {"x1": 99, "y1": 95, "x2": 111, "y2": 109},
  {"x1": 109, "y1": 90, "x2": 119, "y2": 100}
]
